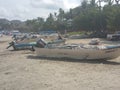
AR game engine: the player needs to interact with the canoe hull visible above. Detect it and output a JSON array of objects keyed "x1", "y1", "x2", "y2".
[{"x1": 35, "y1": 47, "x2": 120, "y2": 60}]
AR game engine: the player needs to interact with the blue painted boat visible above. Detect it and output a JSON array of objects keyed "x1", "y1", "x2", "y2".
[
  {"x1": 6, "y1": 38, "x2": 65, "y2": 51},
  {"x1": 6, "y1": 41, "x2": 36, "y2": 51}
]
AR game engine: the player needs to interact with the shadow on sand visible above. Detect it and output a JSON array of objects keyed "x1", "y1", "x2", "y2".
[{"x1": 27, "y1": 55, "x2": 120, "y2": 65}]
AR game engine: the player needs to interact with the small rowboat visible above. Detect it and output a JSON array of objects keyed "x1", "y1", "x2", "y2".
[
  {"x1": 6, "y1": 41, "x2": 36, "y2": 51},
  {"x1": 35, "y1": 39, "x2": 120, "y2": 60},
  {"x1": 6, "y1": 39, "x2": 65, "y2": 51}
]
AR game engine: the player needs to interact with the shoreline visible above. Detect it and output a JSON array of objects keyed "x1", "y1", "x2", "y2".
[{"x1": 0, "y1": 36, "x2": 120, "y2": 90}]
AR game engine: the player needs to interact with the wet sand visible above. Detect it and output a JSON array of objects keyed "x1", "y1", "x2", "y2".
[{"x1": 0, "y1": 36, "x2": 120, "y2": 90}]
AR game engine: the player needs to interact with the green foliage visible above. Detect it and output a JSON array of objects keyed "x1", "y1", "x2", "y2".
[
  {"x1": 103, "y1": 5, "x2": 120, "y2": 31},
  {"x1": 68, "y1": 32, "x2": 83, "y2": 35},
  {"x1": 0, "y1": 0, "x2": 120, "y2": 33},
  {"x1": 25, "y1": 17, "x2": 44, "y2": 32}
]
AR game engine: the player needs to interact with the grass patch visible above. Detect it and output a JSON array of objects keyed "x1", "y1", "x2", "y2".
[{"x1": 68, "y1": 32, "x2": 84, "y2": 35}]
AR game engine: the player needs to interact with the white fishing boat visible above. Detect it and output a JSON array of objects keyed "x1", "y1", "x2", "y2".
[{"x1": 35, "y1": 39, "x2": 120, "y2": 60}]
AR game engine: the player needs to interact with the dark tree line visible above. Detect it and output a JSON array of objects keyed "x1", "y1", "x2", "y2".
[{"x1": 0, "y1": 0, "x2": 120, "y2": 33}]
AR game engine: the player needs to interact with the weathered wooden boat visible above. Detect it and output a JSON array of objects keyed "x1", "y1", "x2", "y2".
[
  {"x1": 6, "y1": 39, "x2": 65, "y2": 51},
  {"x1": 35, "y1": 39, "x2": 120, "y2": 60},
  {"x1": 6, "y1": 41, "x2": 36, "y2": 51}
]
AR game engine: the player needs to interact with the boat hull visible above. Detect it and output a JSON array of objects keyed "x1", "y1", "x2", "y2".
[{"x1": 35, "y1": 47, "x2": 120, "y2": 60}]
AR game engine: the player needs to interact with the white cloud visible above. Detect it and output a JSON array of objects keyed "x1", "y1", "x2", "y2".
[
  {"x1": 30, "y1": 0, "x2": 64, "y2": 10},
  {"x1": 0, "y1": 0, "x2": 81, "y2": 21},
  {"x1": 64, "y1": 0, "x2": 81, "y2": 9}
]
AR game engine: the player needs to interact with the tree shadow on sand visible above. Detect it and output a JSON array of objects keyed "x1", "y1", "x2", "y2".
[{"x1": 27, "y1": 55, "x2": 120, "y2": 65}]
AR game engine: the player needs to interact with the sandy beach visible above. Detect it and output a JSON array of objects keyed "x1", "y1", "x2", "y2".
[{"x1": 0, "y1": 36, "x2": 120, "y2": 90}]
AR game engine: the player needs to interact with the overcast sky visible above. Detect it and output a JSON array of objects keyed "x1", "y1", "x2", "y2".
[{"x1": 0, "y1": 0, "x2": 82, "y2": 21}]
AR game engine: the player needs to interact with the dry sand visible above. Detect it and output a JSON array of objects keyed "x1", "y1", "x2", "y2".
[{"x1": 0, "y1": 36, "x2": 120, "y2": 90}]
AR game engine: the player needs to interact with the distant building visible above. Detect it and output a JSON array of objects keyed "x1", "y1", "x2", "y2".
[{"x1": 11, "y1": 30, "x2": 21, "y2": 36}]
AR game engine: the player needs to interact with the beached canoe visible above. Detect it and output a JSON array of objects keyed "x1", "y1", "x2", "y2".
[
  {"x1": 35, "y1": 43, "x2": 120, "y2": 60},
  {"x1": 6, "y1": 41, "x2": 36, "y2": 51},
  {"x1": 6, "y1": 39, "x2": 65, "y2": 51}
]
